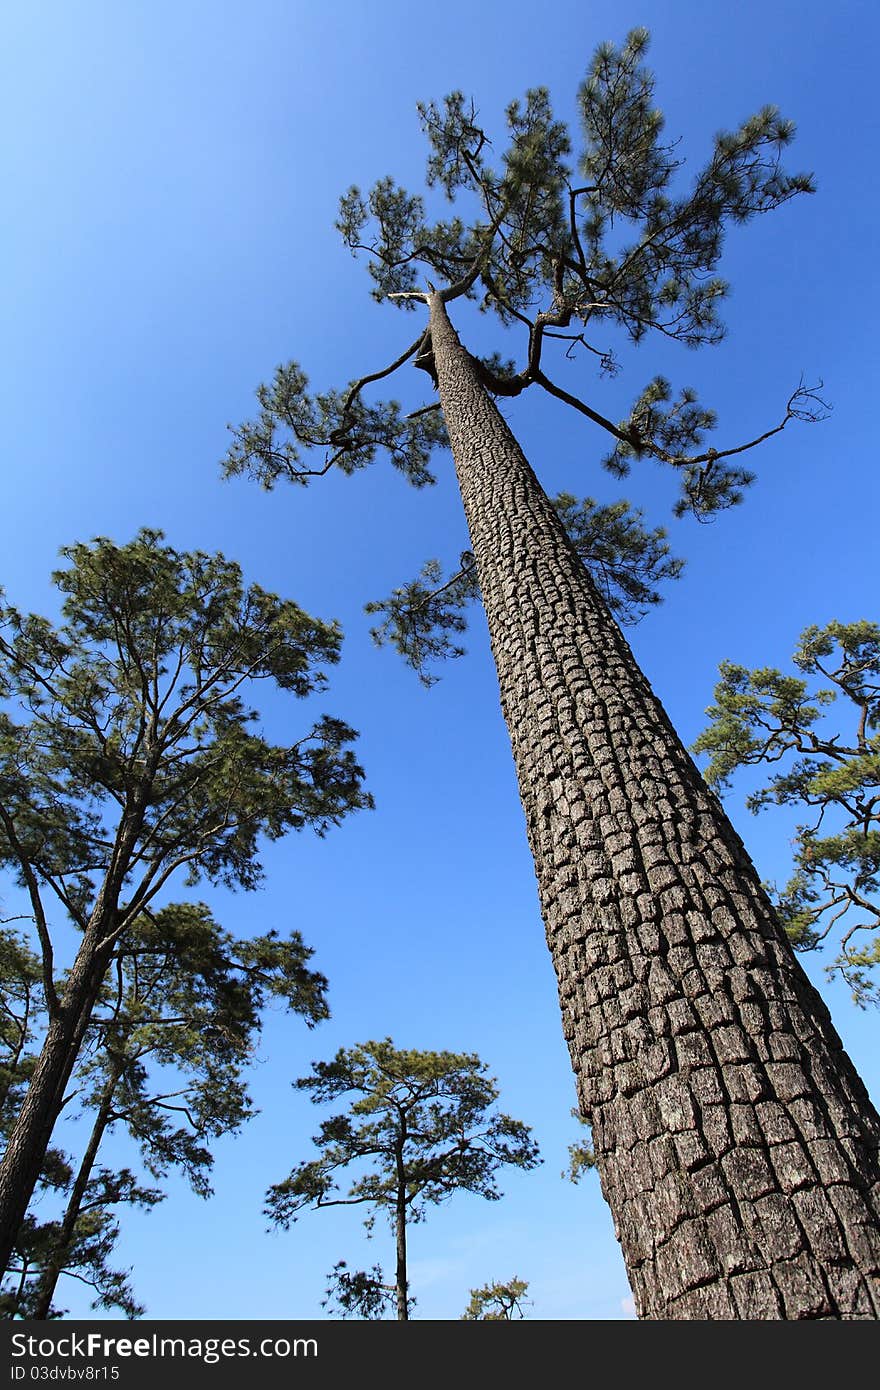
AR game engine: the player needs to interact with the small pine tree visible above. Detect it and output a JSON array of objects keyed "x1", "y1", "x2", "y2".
[
  {"x1": 461, "y1": 1276, "x2": 530, "y2": 1320},
  {"x1": 265, "y1": 1040, "x2": 540, "y2": 1320}
]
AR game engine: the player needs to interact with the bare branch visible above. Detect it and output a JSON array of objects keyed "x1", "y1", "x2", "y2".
[{"x1": 532, "y1": 368, "x2": 637, "y2": 445}]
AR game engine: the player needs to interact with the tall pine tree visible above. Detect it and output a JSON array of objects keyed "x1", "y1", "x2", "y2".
[{"x1": 227, "y1": 32, "x2": 880, "y2": 1317}]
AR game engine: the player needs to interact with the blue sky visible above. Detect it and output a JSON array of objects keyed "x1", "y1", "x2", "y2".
[{"x1": 1, "y1": 0, "x2": 878, "y2": 1320}]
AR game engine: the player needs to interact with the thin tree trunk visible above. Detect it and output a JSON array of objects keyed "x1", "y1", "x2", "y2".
[
  {"x1": 11, "y1": 1253, "x2": 29, "y2": 1315},
  {"x1": 428, "y1": 291, "x2": 880, "y2": 1319},
  {"x1": 30, "y1": 1059, "x2": 122, "y2": 1319},
  {"x1": 394, "y1": 1141, "x2": 408, "y2": 1321}
]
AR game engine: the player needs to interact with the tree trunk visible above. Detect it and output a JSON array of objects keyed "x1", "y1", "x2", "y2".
[
  {"x1": 428, "y1": 291, "x2": 880, "y2": 1319},
  {"x1": 0, "y1": 939, "x2": 110, "y2": 1276},
  {"x1": 0, "y1": 786, "x2": 149, "y2": 1278},
  {"x1": 30, "y1": 1060, "x2": 121, "y2": 1319},
  {"x1": 394, "y1": 1142, "x2": 409, "y2": 1321}
]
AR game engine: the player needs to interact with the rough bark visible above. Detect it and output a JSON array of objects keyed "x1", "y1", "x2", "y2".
[{"x1": 428, "y1": 291, "x2": 880, "y2": 1319}]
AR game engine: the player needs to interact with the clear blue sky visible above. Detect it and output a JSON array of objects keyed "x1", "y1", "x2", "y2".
[{"x1": 1, "y1": 0, "x2": 878, "y2": 1320}]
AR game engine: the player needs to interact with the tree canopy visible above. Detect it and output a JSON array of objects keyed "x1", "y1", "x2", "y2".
[
  {"x1": 461, "y1": 1275, "x2": 531, "y2": 1320},
  {"x1": 0, "y1": 528, "x2": 371, "y2": 947},
  {"x1": 225, "y1": 28, "x2": 823, "y2": 688}
]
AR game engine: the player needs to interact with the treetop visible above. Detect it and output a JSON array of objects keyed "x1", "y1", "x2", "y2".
[
  {"x1": 265, "y1": 1039, "x2": 540, "y2": 1232},
  {"x1": 0, "y1": 529, "x2": 372, "y2": 943},
  {"x1": 226, "y1": 27, "x2": 821, "y2": 523}
]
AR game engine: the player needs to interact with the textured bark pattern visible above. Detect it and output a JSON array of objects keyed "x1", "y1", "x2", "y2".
[{"x1": 429, "y1": 293, "x2": 880, "y2": 1319}]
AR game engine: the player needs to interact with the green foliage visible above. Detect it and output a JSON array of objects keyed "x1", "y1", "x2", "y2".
[
  {"x1": 365, "y1": 556, "x2": 477, "y2": 688},
  {"x1": 365, "y1": 494, "x2": 683, "y2": 684},
  {"x1": 564, "y1": 1109, "x2": 598, "y2": 1184},
  {"x1": 223, "y1": 362, "x2": 449, "y2": 489},
  {"x1": 227, "y1": 28, "x2": 818, "y2": 526},
  {"x1": 0, "y1": 530, "x2": 369, "y2": 1304},
  {"x1": 578, "y1": 29, "x2": 676, "y2": 221},
  {"x1": 0, "y1": 926, "x2": 42, "y2": 1126},
  {"x1": 461, "y1": 1275, "x2": 530, "y2": 1320},
  {"x1": 0, "y1": 923, "x2": 153, "y2": 1318},
  {"x1": 266, "y1": 1040, "x2": 540, "y2": 1230},
  {"x1": 552, "y1": 493, "x2": 684, "y2": 615},
  {"x1": 321, "y1": 1260, "x2": 404, "y2": 1320},
  {"x1": 576, "y1": 31, "x2": 811, "y2": 346},
  {"x1": 694, "y1": 621, "x2": 880, "y2": 1006},
  {"x1": 266, "y1": 1040, "x2": 539, "y2": 1317},
  {"x1": 601, "y1": 377, "x2": 827, "y2": 519},
  {"x1": 414, "y1": 84, "x2": 571, "y2": 318},
  {"x1": 84, "y1": 903, "x2": 329, "y2": 1197},
  {"x1": 2, "y1": 1164, "x2": 160, "y2": 1319},
  {"x1": 0, "y1": 899, "x2": 331, "y2": 1316},
  {"x1": 0, "y1": 529, "x2": 371, "y2": 933}
]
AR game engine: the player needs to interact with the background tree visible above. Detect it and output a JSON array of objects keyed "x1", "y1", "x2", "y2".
[
  {"x1": 694, "y1": 620, "x2": 880, "y2": 1008},
  {"x1": 0, "y1": 529, "x2": 371, "y2": 1273},
  {"x1": 228, "y1": 30, "x2": 880, "y2": 1317},
  {"x1": 265, "y1": 1039, "x2": 540, "y2": 1320},
  {"x1": 0, "y1": 921, "x2": 149, "y2": 1318},
  {"x1": 1, "y1": 902, "x2": 328, "y2": 1318},
  {"x1": 0, "y1": 926, "x2": 44, "y2": 1135},
  {"x1": 461, "y1": 1275, "x2": 530, "y2": 1320}
]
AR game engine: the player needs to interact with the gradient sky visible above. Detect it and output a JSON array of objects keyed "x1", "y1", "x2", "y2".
[{"x1": 1, "y1": 0, "x2": 878, "y2": 1321}]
